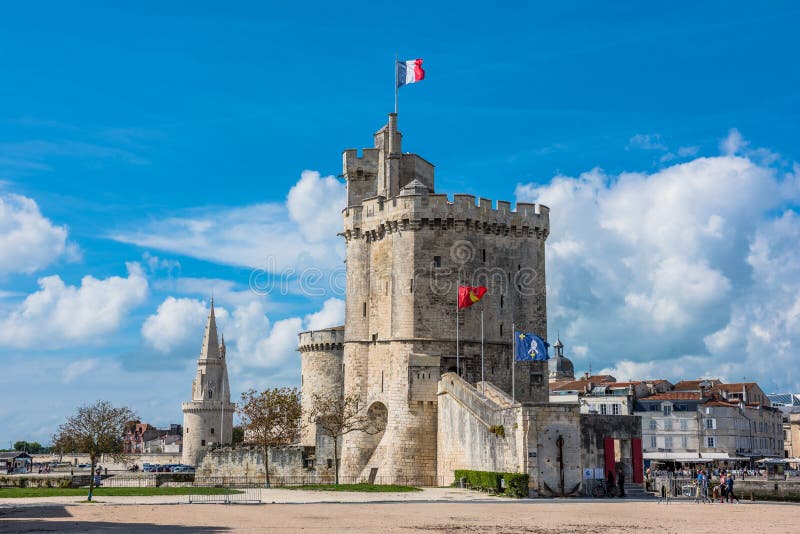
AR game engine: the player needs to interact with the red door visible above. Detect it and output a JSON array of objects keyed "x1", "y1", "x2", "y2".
[
  {"x1": 631, "y1": 438, "x2": 643, "y2": 483},
  {"x1": 603, "y1": 437, "x2": 615, "y2": 478}
]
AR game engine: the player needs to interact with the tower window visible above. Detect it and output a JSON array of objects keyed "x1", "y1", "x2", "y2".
[
  {"x1": 500, "y1": 295, "x2": 504, "y2": 308},
  {"x1": 362, "y1": 302, "x2": 367, "y2": 317},
  {"x1": 482, "y1": 249, "x2": 486, "y2": 262},
  {"x1": 409, "y1": 279, "x2": 414, "y2": 293},
  {"x1": 208, "y1": 390, "x2": 212, "y2": 399},
  {"x1": 433, "y1": 256, "x2": 442, "y2": 268},
  {"x1": 210, "y1": 428, "x2": 215, "y2": 435},
  {"x1": 201, "y1": 440, "x2": 206, "y2": 446},
  {"x1": 500, "y1": 323, "x2": 503, "y2": 336}
]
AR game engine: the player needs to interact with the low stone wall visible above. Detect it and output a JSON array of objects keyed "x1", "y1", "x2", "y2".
[
  {"x1": 196, "y1": 445, "x2": 316, "y2": 479},
  {"x1": 652, "y1": 476, "x2": 800, "y2": 501}
]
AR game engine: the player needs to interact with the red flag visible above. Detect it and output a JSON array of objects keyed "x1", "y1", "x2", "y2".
[{"x1": 458, "y1": 286, "x2": 487, "y2": 309}]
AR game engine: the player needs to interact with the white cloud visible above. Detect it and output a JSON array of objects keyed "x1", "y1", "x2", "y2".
[
  {"x1": 141, "y1": 295, "x2": 345, "y2": 378},
  {"x1": 111, "y1": 170, "x2": 346, "y2": 272},
  {"x1": 61, "y1": 358, "x2": 99, "y2": 383},
  {"x1": 627, "y1": 133, "x2": 667, "y2": 151},
  {"x1": 141, "y1": 296, "x2": 219, "y2": 354},
  {"x1": 0, "y1": 192, "x2": 78, "y2": 276},
  {"x1": 0, "y1": 262, "x2": 148, "y2": 348},
  {"x1": 517, "y1": 136, "x2": 800, "y2": 390},
  {"x1": 720, "y1": 128, "x2": 746, "y2": 155}
]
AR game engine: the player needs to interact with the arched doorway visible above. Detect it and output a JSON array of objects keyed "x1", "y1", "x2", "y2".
[{"x1": 360, "y1": 401, "x2": 388, "y2": 483}]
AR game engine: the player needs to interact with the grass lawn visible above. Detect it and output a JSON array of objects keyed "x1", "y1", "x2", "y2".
[
  {"x1": 0, "y1": 486, "x2": 240, "y2": 498},
  {"x1": 283, "y1": 483, "x2": 421, "y2": 492}
]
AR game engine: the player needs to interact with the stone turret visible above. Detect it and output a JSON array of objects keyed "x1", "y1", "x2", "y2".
[
  {"x1": 548, "y1": 337, "x2": 574, "y2": 382},
  {"x1": 182, "y1": 299, "x2": 235, "y2": 466},
  {"x1": 298, "y1": 326, "x2": 344, "y2": 447}
]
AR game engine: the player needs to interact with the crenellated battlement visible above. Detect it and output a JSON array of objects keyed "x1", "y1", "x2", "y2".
[
  {"x1": 341, "y1": 193, "x2": 549, "y2": 241},
  {"x1": 298, "y1": 326, "x2": 345, "y2": 353}
]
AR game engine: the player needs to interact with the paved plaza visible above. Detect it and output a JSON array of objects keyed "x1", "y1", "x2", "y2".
[{"x1": 1, "y1": 489, "x2": 797, "y2": 533}]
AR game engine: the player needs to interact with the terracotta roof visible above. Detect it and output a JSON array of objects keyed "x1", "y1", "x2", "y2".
[
  {"x1": 640, "y1": 392, "x2": 703, "y2": 401},
  {"x1": 673, "y1": 379, "x2": 721, "y2": 391},
  {"x1": 589, "y1": 375, "x2": 616, "y2": 382},
  {"x1": 606, "y1": 382, "x2": 636, "y2": 387},
  {"x1": 713, "y1": 382, "x2": 757, "y2": 392},
  {"x1": 550, "y1": 380, "x2": 590, "y2": 392},
  {"x1": 703, "y1": 400, "x2": 738, "y2": 407}
]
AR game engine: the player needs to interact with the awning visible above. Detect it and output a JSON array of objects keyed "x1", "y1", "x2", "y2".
[
  {"x1": 644, "y1": 452, "x2": 703, "y2": 462},
  {"x1": 643, "y1": 452, "x2": 747, "y2": 462}
]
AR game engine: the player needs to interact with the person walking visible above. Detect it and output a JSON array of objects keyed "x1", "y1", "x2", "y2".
[
  {"x1": 718, "y1": 472, "x2": 727, "y2": 503},
  {"x1": 606, "y1": 470, "x2": 615, "y2": 496},
  {"x1": 726, "y1": 474, "x2": 740, "y2": 503},
  {"x1": 617, "y1": 467, "x2": 626, "y2": 498},
  {"x1": 694, "y1": 471, "x2": 703, "y2": 503},
  {"x1": 701, "y1": 471, "x2": 711, "y2": 503}
]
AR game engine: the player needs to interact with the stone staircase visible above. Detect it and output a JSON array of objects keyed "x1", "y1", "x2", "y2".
[{"x1": 623, "y1": 483, "x2": 655, "y2": 499}]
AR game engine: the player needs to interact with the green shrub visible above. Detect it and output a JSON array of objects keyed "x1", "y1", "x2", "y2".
[
  {"x1": 489, "y1": 425, "x2": 505, "y2": 438},
  {"x1": 454, "y1": 470, "x2": 529, "y2": 498},
  {"x1": 502, "y1": 472, "x2": 529, "y2": 498}
]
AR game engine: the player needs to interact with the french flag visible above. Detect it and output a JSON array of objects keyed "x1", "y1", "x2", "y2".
[{"x1": 396, "y1": 59, "x2": 425, "y2": 88}]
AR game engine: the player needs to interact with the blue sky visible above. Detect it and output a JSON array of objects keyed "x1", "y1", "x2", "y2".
[{"x1": 1, "y1": 1, "x2": 799, "y2": 445}]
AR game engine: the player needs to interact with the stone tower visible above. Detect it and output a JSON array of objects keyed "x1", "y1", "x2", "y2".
[
  {"x1": 298, "y1": 326, "x2": 345, "y2": 447},
  {"x1": 182, "y1": 300, "x2": 235, "y2": 466},
  {"x1": 338, "y1": 114, "x2": 550, "y2": 484}
]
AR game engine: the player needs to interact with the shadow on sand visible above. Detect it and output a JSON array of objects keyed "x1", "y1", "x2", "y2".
[{"x1": 0, "y1": 505, "x2": 230, "y2": 533}]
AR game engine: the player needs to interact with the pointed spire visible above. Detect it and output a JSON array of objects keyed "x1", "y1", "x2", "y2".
[
  {"x1": 220, "y1": 332, "x2": 226, "y2": 359},
  {"x1": 200, "y1": 298, "x2": 220, "y2": 360}
]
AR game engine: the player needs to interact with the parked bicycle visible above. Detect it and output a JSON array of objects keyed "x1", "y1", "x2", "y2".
[{"x1": 589, "y1": 479, "x2": 620, "y2": 498}]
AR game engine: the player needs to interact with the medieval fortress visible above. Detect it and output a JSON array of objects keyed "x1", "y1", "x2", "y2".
[{"x1": 185, "y1": 114, "x2": 642, "y2": 495}]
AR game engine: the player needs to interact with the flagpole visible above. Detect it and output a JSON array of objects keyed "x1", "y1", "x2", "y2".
[
  {"x1": 456, "y1": 289, "x2": 460, "y2": 376},
  {"x1": 512, "y1": 321, "x2": 516, "y2": 404},
  {"x1": 481, "y1": 309, "x2": 485, "y2": 396},
  {"x1": 394, "y1": 53, "x2": 398, "y2": 114}
]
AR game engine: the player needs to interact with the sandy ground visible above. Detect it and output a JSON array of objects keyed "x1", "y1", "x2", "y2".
[{"x1": 1, "y1": 491, "x2": 798, "y2": 533}]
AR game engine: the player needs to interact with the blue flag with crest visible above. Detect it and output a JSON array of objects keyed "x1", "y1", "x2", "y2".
[{"x1": 514, "y1": 331, "x2": 549, "y2": 361}]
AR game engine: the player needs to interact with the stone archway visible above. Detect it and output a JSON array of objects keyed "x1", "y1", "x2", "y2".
[{"x1": 358, "y1": 401, "x2": 388, "y2": 483}]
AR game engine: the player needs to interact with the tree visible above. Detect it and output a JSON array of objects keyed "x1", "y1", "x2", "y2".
[
  {"x1": 51, "y1": 400, "x2": 137, "y2": 501},
  {"x1": 306, "y1": 392, "x2": 385, "y2": 485},
  {"x1": 13, "y1": 441, "x2": 43, "y2": 453},
  {"x1": 232, "y1": 425, "x2": 245, "y2": 444},
  {"x1": 238, "y1": 387, "x2": 302, "y2": 487}
]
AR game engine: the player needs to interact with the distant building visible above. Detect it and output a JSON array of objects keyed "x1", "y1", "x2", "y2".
[
  {"x1": 123, "y1": 422, "x2": 183, "y2": 454},
  {"x1": 768, "y1": 393, "x2": 800, "y2": 458},
  {"x1": 145, "y1": 434, "x2": 183, "y2": 454},
  {"x1": 547, "y1": 337, "x2": 574, "y2": 382},
  {"x1": 123, "y1": 422, "x2": 162, "y2": 454},
  {"x1": 636, "y1": 385, "x2": 784, "y2": 463}
]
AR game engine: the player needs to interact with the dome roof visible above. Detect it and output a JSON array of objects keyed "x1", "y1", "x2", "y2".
[{"x1": 549, "y1": 353, "x2": 574, "y2": 376}]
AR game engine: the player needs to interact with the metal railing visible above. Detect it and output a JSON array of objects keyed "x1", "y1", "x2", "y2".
[{"x1": 192, "y1": 474, "x2": 449, "y2": 488}]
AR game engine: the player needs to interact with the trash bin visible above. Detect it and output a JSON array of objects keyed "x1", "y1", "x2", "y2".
[{"x1": 460, "y1": 477, "x2": 467, "y2": 488}]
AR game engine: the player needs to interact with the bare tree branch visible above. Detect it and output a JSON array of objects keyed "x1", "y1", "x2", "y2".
[
  {"x1": 51, "y1": 400, "x2": 137, "y2": 501},
  {"x1": 237, "y1": 387, "x2": 302, "y2": 487}
]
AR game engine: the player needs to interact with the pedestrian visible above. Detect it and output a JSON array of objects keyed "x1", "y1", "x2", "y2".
[
  {"x1": 607, "y1": 469, "x2": 615, "y2": 496},
  {"x1": 617, "y1": 467, "x2": 625, "y2": 497},
  {"x1": 726, "y1": 474, "x2": 740, "y2": 503},
  {"x1": 719, "y1": 472, "x2": 727, "y2": 503},
  {"x1": 694, "y1": 471, "x2": 703, "y2": 503},
  {"x1": 701, "y1": 471, "x2": 710, "y2": 504}
]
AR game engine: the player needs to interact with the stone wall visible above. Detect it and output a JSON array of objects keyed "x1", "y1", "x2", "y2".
[
  {"x1": 437, "y1": 374, "x2": 524, "y2": 484},
  {"x1": 195, "y1": 446, "x2": 314, "y2": 479},
  {"x1": 528, "y1": 403, "x2": 583, "y2": 496},
  {"x1": 580, "y1": 414, "x2": 642, "y2": 483}
]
